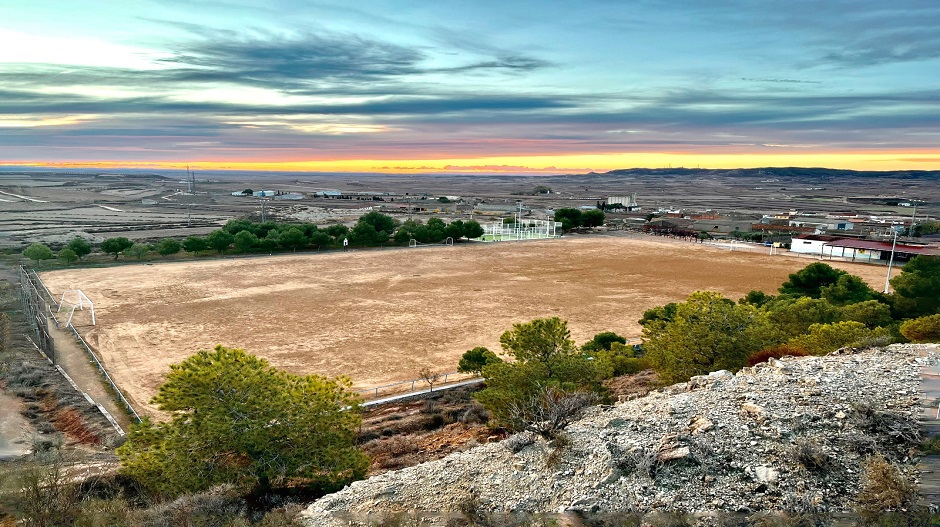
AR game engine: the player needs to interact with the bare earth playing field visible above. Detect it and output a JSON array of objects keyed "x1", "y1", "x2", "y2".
[{"x1": 41, "y1": 235, "x2": 889, "y2": 416}]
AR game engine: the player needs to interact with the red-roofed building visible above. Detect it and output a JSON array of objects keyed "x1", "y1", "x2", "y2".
[{"x1": 791, "y1": 234, "x2": 939, "y2": 263}]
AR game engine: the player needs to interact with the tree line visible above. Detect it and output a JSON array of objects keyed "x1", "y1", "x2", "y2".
[{"x1": 19, "y1": 212, "x2": 487, "y2": 264}]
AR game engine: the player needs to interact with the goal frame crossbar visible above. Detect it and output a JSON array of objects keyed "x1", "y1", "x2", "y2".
[
  {"x1": 408, "y1": 237, "x2": 454, "y2": 248},
  {"x1": 57, "y1": 289, "x2": 96, "y2": 326}
]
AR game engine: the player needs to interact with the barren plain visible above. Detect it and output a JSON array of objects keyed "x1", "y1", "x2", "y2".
[{"x1": 41, "y1": 235, "x2": 889, "y2": 416}]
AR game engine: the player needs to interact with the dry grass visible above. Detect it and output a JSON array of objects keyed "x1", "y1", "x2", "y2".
[
  {"x1": 790, "y1": 438, "x2": 832, "y2": 473},
  {"x1": 51, "y1": 407, "x2": 102, "y2": 446},
  {"x1": 856, "y1": 454, "x2": 916, "y2": 514}
]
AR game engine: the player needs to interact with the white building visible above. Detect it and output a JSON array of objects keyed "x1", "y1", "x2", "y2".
[
  {"x1": 607, "y1": 193, "x2": 640, "y2": 211},
  {"x1": 790, "y1": 234, "x2": 938, "y2": 262}
]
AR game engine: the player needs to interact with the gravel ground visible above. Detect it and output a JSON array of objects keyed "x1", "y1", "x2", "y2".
[{"x1": 302, "y1": 344, "x2": 938, "y2": 526}]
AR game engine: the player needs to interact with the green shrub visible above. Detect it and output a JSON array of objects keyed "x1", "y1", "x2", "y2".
[
  {"x1": 788, "y1": 321, "x2": 888, "y2": 355},
  {"x1": 610, "y1": 355, "x2": 649, "y2": 376},
  {"x1": 900, "y1": 314, "x2": 940, "y2": 343}
]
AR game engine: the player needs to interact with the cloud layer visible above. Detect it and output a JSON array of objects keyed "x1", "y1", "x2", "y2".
[{"x1": 1, "y1": 0, "x2": 939, "y2": 168}]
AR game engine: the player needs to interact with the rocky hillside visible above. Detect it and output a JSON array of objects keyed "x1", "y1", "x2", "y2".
[{"x1": 303, "y1": 345, "x2": 937, "y2": 525}]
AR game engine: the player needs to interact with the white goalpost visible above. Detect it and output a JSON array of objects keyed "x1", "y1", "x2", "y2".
[
  {"x1": 57, "y1": 289, "x2": 96, "y2": 326},
  {"x1": 409, "y1": 237, "x2": 455, "y2": 248}
]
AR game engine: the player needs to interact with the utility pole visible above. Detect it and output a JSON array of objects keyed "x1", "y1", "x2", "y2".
[{"x1": 884, "y1": 227, "x2": 900, "y2": 293}]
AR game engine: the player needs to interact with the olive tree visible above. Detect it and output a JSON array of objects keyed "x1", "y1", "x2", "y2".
[
  {"x1": 23, "y1": 243, "x2": 54, "y2": 261},
  {"x1": 156, "y1": 238, "x2": 182, "y2": 256},
  {"x1": 65, "y1": 237, "x2": 92, "y2": 260},
  {"x1": 57, "y1": 248, "x2": 78, "y2": 264},
  {"x1": 206, "y1": 230, "x2": 235, "y2": 254},
  {"x1": 100, "y1": 237, "x2": 133, "y2": 259}
]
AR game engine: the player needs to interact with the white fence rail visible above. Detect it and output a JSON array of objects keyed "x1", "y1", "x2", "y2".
[
  {"x1": 26, "y1": 268, "x2": 142, "y2": 426},
  {"x1": 355, "y1": 371, "x2": 479, "y2": 399}
]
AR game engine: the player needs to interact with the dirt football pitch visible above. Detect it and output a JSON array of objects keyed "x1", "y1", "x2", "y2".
[{"x1": 41, "y1": 235, "x2": 890, "y2": 416}]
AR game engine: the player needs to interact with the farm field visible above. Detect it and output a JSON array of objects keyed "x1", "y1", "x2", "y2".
[{"x1": 41, "y1": 235, "x2": 891, "y2": 416}]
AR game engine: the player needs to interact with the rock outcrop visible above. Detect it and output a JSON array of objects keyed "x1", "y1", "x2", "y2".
[{"x1": 303, "y1": 345, "x2": 937, "y2": 525}]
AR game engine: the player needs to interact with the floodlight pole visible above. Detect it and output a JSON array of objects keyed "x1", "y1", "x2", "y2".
[{"x1": 884, "y1": 228, "x2": 899, "y2": 293}]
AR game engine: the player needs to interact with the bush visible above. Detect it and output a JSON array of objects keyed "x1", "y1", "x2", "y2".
[
  {"x1": 73, "y1": 497, "x2": 131, "y2": 527},
  {"x1": 132, "y1": 485, "x2": 244, "y2": 527},
  {"x1": 900, "y1": 314, "x2": 940, "y2": 343},
  {"x1": 643, "y1": 291, "x2": 766, "y2": 383},
  {"x1": 856, "y1": 455, "x2": 916, "y2": 514},
  {"x1": 460, "y1": 404, "x2": 490, "y2": 425},
  {"x1": 746, "y1": 345, "x2": 807, "y2": 366},
  {"x1": 581, "y1": 331, "x2": 627, "y2": 353},
  {"x1": 422, "y1": 414, "x2": 446, "y2": 431},
  {"x1": 787, "y1": 321, "x2": 888, "y2": 355},
  {"x1": 502, "y1": 385, "x2": 597, "y2": 438},
  {"x1": 790, "y1": 439, "x2": 831, "y2": 473},
  {"x1": 609, "y1": 355, "x2": 649, "y2": 376}
]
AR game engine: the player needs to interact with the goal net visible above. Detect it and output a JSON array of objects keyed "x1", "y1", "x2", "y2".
[{"x1": 57, "y1": 289, "x2": 96, "y2": 326}]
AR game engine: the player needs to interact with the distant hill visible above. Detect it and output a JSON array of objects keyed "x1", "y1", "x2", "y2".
[{"x1": 599, "y1": 167, "x2": 940, "y2": 180}]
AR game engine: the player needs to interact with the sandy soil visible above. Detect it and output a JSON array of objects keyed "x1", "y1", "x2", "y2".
[
  {"x1": 0, "y1": 388, "x2": 34, "y2": 459},
  {"x1": 40, "y1": 235, "x2": 890, "y2": 416}
]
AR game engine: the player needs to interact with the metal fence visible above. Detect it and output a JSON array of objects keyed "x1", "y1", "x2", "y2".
[
  {"x1": 355, "y1": 371, "x2": 478, "y2": 399},
  {"x1": 20, "y1": 266, "x2": 142, "y2": 425},
  {"x1": 17, "y1": 266, "x2": 55, "y2": 363}
]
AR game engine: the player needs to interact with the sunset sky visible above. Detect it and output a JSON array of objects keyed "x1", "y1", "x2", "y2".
[{"x1": 2, "y1": 1, "x2": 939, "y2": 173}]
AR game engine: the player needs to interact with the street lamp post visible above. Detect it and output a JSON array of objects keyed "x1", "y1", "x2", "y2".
[{"x1": 884, "y1": 227, "x2": 900, "y2": 293}]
